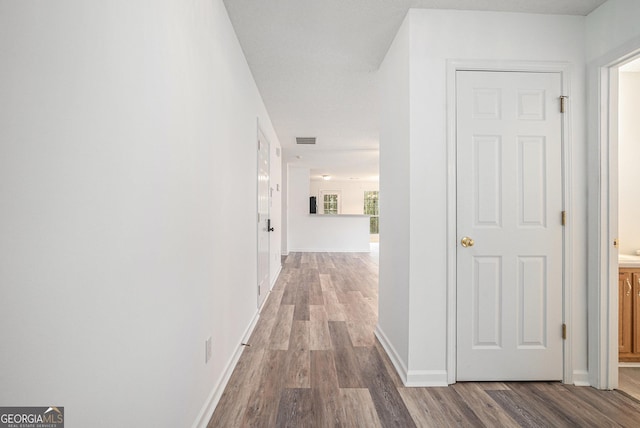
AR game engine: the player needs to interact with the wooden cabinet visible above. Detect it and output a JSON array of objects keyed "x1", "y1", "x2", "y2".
[{"x1": 619, "y1": 268, "x2": 640, "y2": 362}]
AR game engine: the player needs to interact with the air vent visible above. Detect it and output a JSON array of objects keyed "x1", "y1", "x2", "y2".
[{"x1": 296, "y1": 137, "x2": 316, "y2": 145}]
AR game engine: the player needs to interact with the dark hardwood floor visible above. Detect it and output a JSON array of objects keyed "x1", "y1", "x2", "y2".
[{"x1": 209, "y1": 252, "x2": 640, "y2": 427}]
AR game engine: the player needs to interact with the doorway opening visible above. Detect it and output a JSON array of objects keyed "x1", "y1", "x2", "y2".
[
  {"x1": 590, "y1": 40, "x2": 640, "y2": 391},
  {"x1": 610, "y1": 54, "x2": 640, "y2": 400}
]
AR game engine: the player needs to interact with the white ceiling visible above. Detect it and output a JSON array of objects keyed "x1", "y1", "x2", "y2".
[
  {"x1": 284, "y1": 148, "x2": 379, "y2": 182},
  {"x1": 224, "y1": 0, "x2": 608, "y2": 180}
]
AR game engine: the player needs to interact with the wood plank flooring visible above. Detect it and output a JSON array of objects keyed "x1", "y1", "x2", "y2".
[
  {"x1": 620, "y1": 367, "x2": 640, "y2": 402},
  {"x1": 209, "y1": 252, "x2": 640, "y2": 427}
]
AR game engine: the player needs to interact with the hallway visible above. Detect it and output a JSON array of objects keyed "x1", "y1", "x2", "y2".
[{"x1": 208, "y1": 252, "x2": 640, "y2": 427}]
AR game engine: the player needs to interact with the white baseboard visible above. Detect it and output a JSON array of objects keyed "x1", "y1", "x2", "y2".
[
  {"x1": 374, "y1": 325, "x2": 408, "y2": 384},
  {"x1": 572, "y1": 370, "x2": 590, "y2": 386},
  {"x1": 374, "y1": 325, "x2": 449, "y2": 387},
  {"x1": 289, "y1": 248, "x2": 370, "y2": 253},
  {"x1": 405, "y1": 370, "x2": 449, "y2": 387},
  {"x1": 270, "y1": 264, "x2": 282, "y2": 290},
  {"x1": 191, "y1": 310, "x2": 261, "y2": 428}
]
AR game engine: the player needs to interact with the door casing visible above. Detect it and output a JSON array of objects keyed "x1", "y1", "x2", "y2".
[{"x1": 446, "y1": 60, "x2": 574, "y2": 384}]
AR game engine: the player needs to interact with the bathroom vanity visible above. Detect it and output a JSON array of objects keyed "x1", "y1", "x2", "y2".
[{"x1": 619, "y1": 255, "x2": 640, "y2": 362}]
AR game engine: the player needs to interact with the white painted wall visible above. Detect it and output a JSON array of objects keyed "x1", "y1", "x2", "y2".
[
  {"x1": 270, "y1": 142, "x2": 283, "y2": 285},
  {"x1": 310, "y1": 179, "x2": 379, "y2": 215},
  {"x1": 0, "y1": 1, "x2": 281, "y2": 427},
  {"x1": 586, "y1": 0, "x2": 640, "y2": 64},
  {"x1": 288, "y1": 166, "x2": 370, "y2": 252},
  {"x1": 282, "y1": 164, "x2": 289, "y2": 255},
  {"x1": 618, "y1": 72, "x2": 640, "y2": 255},
  {"x1": 377, "y1": 15, "x2": 411, "y2": 375},
  {"x1": 379, "y1": 9, "x2": 587, "y2": 386}
]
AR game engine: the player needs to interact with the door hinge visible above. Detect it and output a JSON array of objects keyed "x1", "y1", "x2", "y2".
[
  {"x1": 562, "y1": 323, "x2": 567, "y2": 340},
  {"x1": 258, "y1": 285, "x2": 261, "y2": 296},
  {"x1": 614, "y1": 238, "x2": 619, "y2": 249},
  {"x1": 560, "y1": 96, "x2": 569, "y2": 113},
  {"x1": 258, "y1": 139, "x2": 261, "y2": 150},
  {"x1": 561, "y1": 211, "x2": 566, "y2": 226}
]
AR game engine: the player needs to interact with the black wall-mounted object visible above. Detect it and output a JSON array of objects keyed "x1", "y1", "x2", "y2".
[{"x1": 310, "y1": 196, "x2": 317, "y2": 214}]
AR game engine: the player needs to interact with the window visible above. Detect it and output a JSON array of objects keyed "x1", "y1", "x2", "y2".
[
  {"x1": 364, "y1": 191, "x2": 379, "y2": 234},
  {"x1": 323, "y1": 193, "x2": 339, "y2": 214}
]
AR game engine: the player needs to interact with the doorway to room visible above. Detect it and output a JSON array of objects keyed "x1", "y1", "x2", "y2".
[
  {"x1": 591, "y1": 43, "x2": 640, "y2": 392},
  {"x1": 613, "y1": 55, "x2": 640, "y2": 400}
]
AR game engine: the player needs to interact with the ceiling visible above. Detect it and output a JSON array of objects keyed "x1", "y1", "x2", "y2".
[{"x1": 224, "y1": 0, "x2": 608, "y2": 181}]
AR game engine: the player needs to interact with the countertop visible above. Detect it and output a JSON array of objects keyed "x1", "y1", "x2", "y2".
[{"x1": 619, "y1": 254, "x2": 640, "y2": 268}]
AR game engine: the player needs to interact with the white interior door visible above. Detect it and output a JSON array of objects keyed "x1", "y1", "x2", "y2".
[
  {"x1": 257, "y1": 130, "x2": 270, "y2": 309},
  {"x1": 456, "y1": 70, "x2": 563, "y2": 381}
]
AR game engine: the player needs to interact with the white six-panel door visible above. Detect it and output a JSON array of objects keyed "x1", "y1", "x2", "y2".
[{"x1": 456, "y1": 71, "x2": 563, "y2": 381}]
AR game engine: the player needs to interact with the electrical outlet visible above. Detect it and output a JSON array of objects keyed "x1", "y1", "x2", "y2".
[{"x1": 205, "y1": 337, "x2": 212, "y2": 364}]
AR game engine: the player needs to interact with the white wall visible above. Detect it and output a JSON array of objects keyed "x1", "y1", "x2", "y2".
[
  {"x1": 618, "y1": 72, "x2": 640, "y2": 255},
  {"x1": 586, "y1": 0, "x2": 640, "y2": 64},
  {"x1": 288, "y1": 166, "x2": 370, "y2": 252},
  {"x1": 377, "y1": 14, "x2": 411, "y2": 374},
  {"x1": 270, "y1": 143, "x2": 283, "y2": 285},
  {"x1": 0, "y1": 1, "x2": 281, "y2": 427},
  {"x1": 310, "y1": 179, "x2": 379, "y2": 215},
  {"x1": 379, "y1": 9, "x2": 587, "y2": 386},
  {"x1": 282, "y1": 164, "x2": 289, "y2": 255}
]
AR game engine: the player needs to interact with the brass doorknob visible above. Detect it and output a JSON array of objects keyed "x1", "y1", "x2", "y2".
[{"x1": 461, "y1": 236, "x2": 475, "y2": 248}]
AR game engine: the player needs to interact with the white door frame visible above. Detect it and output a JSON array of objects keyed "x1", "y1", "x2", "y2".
[
  {"x1": 587, "y1": 37, "x2": 640, "y2": 390},
  {"x1": 446, "y1": 60, "x2": 573, "y2": 384}
]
